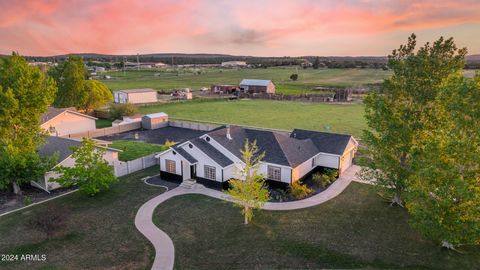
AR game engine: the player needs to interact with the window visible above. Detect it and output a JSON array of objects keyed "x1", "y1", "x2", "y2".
[
  {"x1": 204, "y1": 165, "x2": 216, "y2": 180},
  {"x1": 312, "y1": 158, "x2": 316, "y2": 167},
  {"x1": 268, "y1": 166, "x2": 281, "y2": 181},
  {"x1": 165, "y1": 159, "x2": 176, "y2": 173},
  {"x1": 205, "y1": 136, "x2": 211, "y2": 142}
]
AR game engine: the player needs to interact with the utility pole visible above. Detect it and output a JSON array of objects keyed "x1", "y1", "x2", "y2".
[
  {"x1": 123, "y1": 56, "x2": 126, "y2": 76},
  {"x1": 137, "y1": 53, "x2": 140, "y2": 71}
]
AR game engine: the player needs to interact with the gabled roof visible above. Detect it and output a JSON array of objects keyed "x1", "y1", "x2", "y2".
[
  {"x1": 208, "y1": 126, "x2": 354, "y2": 168},
  {"x1": 115, "y1": 88, "x2": 156, "y2": 94},
  {"x1": 173, "y1": 146, "x2": 198, "y2": 164},
  {"x1": 38, "y1": 136, "x2": 120, "y2": 165},
  {"x1": 239, "y1": 79, "x2": 273, "y2": 87},
  {"x1": 290, "y1": 129, "x2": 353, "y2": 155},
  {"x1": 38, "y1": 136, "x2": 82, "y2": 162},
  {"x1": 190, "y1": 138, "x2": 234, "y2": 167},
  {"x1": 40, "y1": 107, "x2": 97, "y2": 125}
]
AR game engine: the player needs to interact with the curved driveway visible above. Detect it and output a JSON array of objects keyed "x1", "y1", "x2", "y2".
[{"x1": 135, "y1": 165, "x2": 360, "y2": 270}]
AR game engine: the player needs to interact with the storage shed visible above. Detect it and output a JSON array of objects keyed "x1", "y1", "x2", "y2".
[
  {"x1": 113, "y1": 88, "x2": 158, "y2": 104},
  {"x1": 142, "y1": 112, "x2": 168, "y2": 130}
]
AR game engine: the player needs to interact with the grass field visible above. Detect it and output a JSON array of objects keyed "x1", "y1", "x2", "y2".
[
  {"x1": 154, "y1": 182, "x2": 480, "y2": 269},
  {"x1": 0, "y1": 167, "x2": 162, "y2": 270},
  {"x1": 95, "y1": 118, "x2": 113, "y2": 128},
  {"x1": 139, "y1": 99, "x2": 366, "y2": 137},
  {"x1": 110, "y1": 140, "x2": 168, "y2": 161},
  {"x1": 101, "y1": 67, "x2": 390, "y2": 94}
]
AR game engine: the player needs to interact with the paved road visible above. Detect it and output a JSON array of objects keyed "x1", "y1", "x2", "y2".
[{"x1": 135, "y1": 165, "x2": 361, "y2": 270}]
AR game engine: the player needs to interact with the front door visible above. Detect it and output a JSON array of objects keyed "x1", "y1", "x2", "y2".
[{"x1": 190, "y1": 165, "x2": 197, "y2": 179}]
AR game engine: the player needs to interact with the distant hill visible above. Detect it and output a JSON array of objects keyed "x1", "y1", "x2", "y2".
[{"x1": 1, "y1": 52, "x2": 476, "y2": 68}]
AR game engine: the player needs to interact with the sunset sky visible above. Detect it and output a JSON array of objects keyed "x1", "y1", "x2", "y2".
[{"x1": 1, "y1": 0, "x2": 480, "y2": 56}]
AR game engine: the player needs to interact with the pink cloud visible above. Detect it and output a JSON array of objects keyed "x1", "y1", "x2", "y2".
[{"x1": 1, "y1": 0, "x2": 479, "y2": 56}]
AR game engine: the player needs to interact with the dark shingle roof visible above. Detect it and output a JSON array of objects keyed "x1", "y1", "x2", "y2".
[
  {"x1": 173, "y1": 146, "x2": 198, "y2": 164},
  {"x1": 190, "y1": 138, "x2": 234, "y2": 167},
  {"x1": 38, "y1": 136, "x2": 82, "y2": 163},
  {"x1": 208, "y1": 126, "x2": 291, "y2": 166},
  {"x1": 207, "y1": 126, "x2": 354, "y2": 167},
  {"x1": 290, "y1": 129, "x2": 353, "y2": 155},
  {"x1": 40, "y1": 107, "x2": 68, "y2": 124}
]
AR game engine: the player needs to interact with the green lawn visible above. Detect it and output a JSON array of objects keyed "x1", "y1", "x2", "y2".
[
  {"x1": 110, "y1": 140, "x2": 168, "y2": 161},
  {"x1": 0, "y1": 167, "x2": 163, "y2": 270},
  {"x1": 95, "y1": 118, "x2": 113, "y2": 128},
  {"x1": 154, "y1": 183, "x2": 480, "y2": 269},
  {"x1": 139, "y1": 99, "x2": 366, "y2": 137},
  {"x1": 101, "y1": 67, "x2": 390, "y2": 94}
]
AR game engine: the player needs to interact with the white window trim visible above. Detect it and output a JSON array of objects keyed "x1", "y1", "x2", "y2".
[
  {"x1": 165, "y1": 159, "x2": 176, "y2": 174},
  {"x1": 204, "y1": 165, "x2": 216, "y2": 180},
  {"x1": 268, "y1": 165, "x2": 282, "y2": 181}
]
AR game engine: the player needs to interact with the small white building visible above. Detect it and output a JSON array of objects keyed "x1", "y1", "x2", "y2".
[
  {"x1": 113, "y1": 88, "x2": 158, "y2": 104},
  {"x1": 40, "y1": 107, "x2": 97, "y2": 137},
  {"x1": 221, "y1": 61, "x2": 247, "y2": 68},
  {"x1": 33, "y1": 136, "x2": 121, "y2": 192},
  {"x1": 142, "y1": 112, "x2": 168, "y2": 130},
  {"x1": 156, "y1": 125, "x2": 357, "y2": 189}
]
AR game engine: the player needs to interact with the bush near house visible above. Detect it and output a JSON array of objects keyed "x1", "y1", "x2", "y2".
[{"x1": 289, "y1": 181, "x2": 313, "y2": 199}]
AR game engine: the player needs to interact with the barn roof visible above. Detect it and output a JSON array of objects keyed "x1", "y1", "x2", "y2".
[{"x1": 239, "y1": 79, "x2": 272, "y2": 86}]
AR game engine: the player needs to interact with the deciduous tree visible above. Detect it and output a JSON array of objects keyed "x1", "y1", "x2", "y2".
[
  {"x1": 49, "y1": 56, "x2": 87, "y2": 108},
  {"x1": 360, "y1": 34, "x2": 467, "y2": 206},
  {"x1": 55, "y1": 138, "x2": 117, "y2": 196},
  {"x1": 81, "y1": 80, "x2": 113, "y2": 113},
  {"x1": 407, "y1": 74, "x2": 480, "y2": 248},
  {"x1": 225, "y1": 140, "x2": 270, "y2": 225},
  {"x1": 0, "y1": 52, "x2": 57, "y2": 194}
]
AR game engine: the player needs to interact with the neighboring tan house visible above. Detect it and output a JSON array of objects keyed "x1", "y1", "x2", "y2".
[
  {"x1": 40, "y1": 107, "x2": 97, "y2": 137},
  {"x1": 156, "y1": 125, "x2": 357, "y2": 189},
  {"x1": 239, "y1": 79, "x2": 276, "y2": 94},
  {"x1": 33, "y1": 136, "x2": 121, "y2": 192},
  {"x1": 113, "y1": 88, "x2": 158, "y2": 104}
]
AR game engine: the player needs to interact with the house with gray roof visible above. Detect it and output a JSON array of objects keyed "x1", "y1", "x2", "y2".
[
  {"x1": 239, "y1": 79, "x2": 276, "y2": 94},
  {"x1": 155, "y1": 125, "x2": 357, "y2": 189},
  {"x1": 32, "y1": 136, "x2": 121, "y2": 192}
]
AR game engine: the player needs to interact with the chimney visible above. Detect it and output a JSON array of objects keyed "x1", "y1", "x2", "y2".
[{"x1": 226, "y1": 125, "x2": 232, "y2": 140}]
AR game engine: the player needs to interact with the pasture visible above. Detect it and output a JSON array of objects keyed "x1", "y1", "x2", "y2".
[
  {"x1": 138, "y1": 99, "x2": 366, "y2": 138},
  {"x1": 100, "y1": 67, "x2": 390, "y2": 94}
]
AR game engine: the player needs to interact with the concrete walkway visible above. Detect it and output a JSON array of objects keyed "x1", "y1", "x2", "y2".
[{"x1": 135, "y1": 165, "x2": 360, "y2": 270}]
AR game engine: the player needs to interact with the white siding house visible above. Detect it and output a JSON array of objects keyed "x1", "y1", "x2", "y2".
[{"x1": 156, "y1": 125, "x2": 357, "y2": 189}]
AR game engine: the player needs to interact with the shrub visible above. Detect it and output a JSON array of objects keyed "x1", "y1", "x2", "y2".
[
  {"x1": 290, "y1": 73, "x2": 298, "y2": 81},
  {"x1": 23, "y1": 196, "x2": 32, "y2": 206},
  {"x1": 109, "y1": 103, "x2": 138, "y2": 120},
  {"x1": 27, "y1": 205, "x2": 70, "y2": 239},
  {"x1": 289, "y1": 181, "x2": 313, "y2": 200},
  {"x1": 270, "y1": 188, "x2": 289, "y2": 202}
]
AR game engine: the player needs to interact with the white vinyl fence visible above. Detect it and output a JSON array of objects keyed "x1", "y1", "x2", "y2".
[{"x1": 114, "y1": 153, "x2": 158, "y2": 177}]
